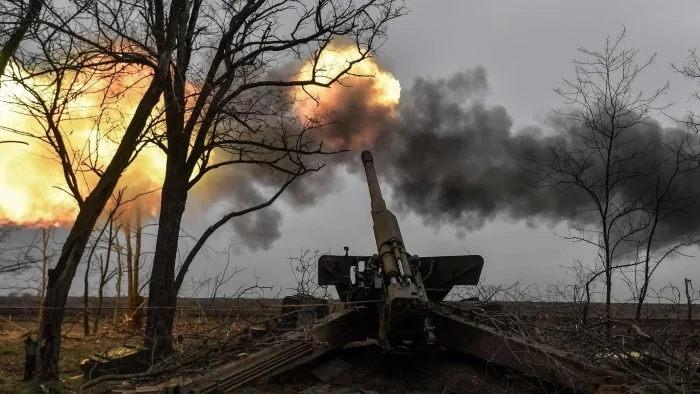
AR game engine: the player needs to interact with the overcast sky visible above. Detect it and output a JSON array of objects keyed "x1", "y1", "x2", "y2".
[
  {"x1": 7, "y1": 0, "x2": 700, "y2": 301},
  {"x1": 175, "y1": 0, "x2": 700, "y2": 299}
]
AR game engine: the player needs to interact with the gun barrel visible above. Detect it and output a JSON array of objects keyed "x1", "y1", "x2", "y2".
[
  {"x1": 361, "y1": 150, "x2": 387, "y2": 214},
  {"x1": 361, "y1": 150, "x2": 412, "y2": 282}
]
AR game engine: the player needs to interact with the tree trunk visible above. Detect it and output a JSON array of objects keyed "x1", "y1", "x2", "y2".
[
  {"x1": 83, "y1": 224, "x2": 107, "y2": 337},
  {"x1": 95, "y1": 219, "x2": 114, "y2": 334},
  {"x1": 605, "y1": 268, "x2": 612, "y2": 338},
  {"x1": 635, "y1": 282, "x2": 647, "y2": 321},
  {"x1": 37, "y1": 206, "x2": 107, "y2": 381},
  {"x1": 115, "y1": 237, "x2": 122, "y2": 325},
  {"x1": 34, "y1": 80, "x2": 164, "y2": 381},
  {"x1": 83, "y1": 261, "x2": 90, "y2": 336},
  {"x1": 0, "y1": 0, "x2": 44, "y2": 87},
  {"x1": 686, "y1": 278, "x2": 693, "y2": 327},
  {"x1": 94, "y1": 252, "x2": 110, "y2": 334},
  {"x1": 130, "y1": 214, "x2": 143, "y2": 330},
  {"x1": 123, "y1": 223, "x2": 133, "y2": 306},
  {"x1": 92, "y1": 264, "x2": 104, "y2": 335},
  {"x1": 582, "y1": 281, "x2": 591, "y2": 322},
  {"x1": 134, "y1": 212, "x2": 141, "y2": 298},
  {"x1": 144, "y1": 148, "x2": 189, "y2": 356},
  {"x1": 636, "y1": 214, "x2": 659, "y2": 321},
  {"x1": 39, "y1": 227, "x2": 50, "y2": 322}
]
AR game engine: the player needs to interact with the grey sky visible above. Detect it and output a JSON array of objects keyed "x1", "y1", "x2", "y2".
[
  {"x1": 225, "y1": 0, "x2": 700, "y2": 297},
  {"x1": 174, "y1": 0, "x2": 700, "y2": 299},
  {"x1": 5, "y1": 0, "x2": 700, "y2": 301}
]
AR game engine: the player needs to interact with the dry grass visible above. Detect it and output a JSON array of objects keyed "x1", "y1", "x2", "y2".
[
  {"x1": 0, "y1": 320, "x2": 125, "y2": 393},
  {"x1": 0, "y1": 318, "x2": 141, "y2": 393},
  {"x1": 0, "y1": 303, "x2": 280, "y2": 393}
]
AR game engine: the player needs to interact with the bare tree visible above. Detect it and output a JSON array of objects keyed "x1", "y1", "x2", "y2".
[
  {"x1": 1, "y1": 0, "x2": 180, "y2": 378},
  {"x1": 541, "y1": 258, "x2": 604, "y2": 320},
  {"x1": 114, "y1": 230, "x2": 123, "y2": 325},
  {"x1": 0, "y1": 0, "x2": 44, "y2": 88},
  {"x1": 632, "y1": 137, "x2": 699, "y2": 320},
  {"x1": 139, "y1": 0, "x2": 406, "y2": 356},
  {"x1": 93, "y1": 204, "x2": 127, "y2": 335},
  {"x1": 671, "y1": 48, "x2": 700, "y2": 133},
  {"x1": 38, "y1": 226, "x2": 51, "y2": 321},
  {"x1": 523, "y1": 27, "x2": 671, "y2": 334},
  {"x1": 287, "y1": 249, "x2": 333, "y2": 298},
  {"x1": 121, "y1": 210, "x2": 144, "y2": 329},
  {"x1": 685, "y1": 278, "x2": 694, "y2": 325},
  {"x1": 83, "y1": 220, "x2": 110, "y2": 336},
  {"x1": 1, "y1": 0, "x2": 405, "y2": 377},
  {"x1": 93, "y1": 251, "x2": 113, "y2": 334},
  {"x1": 127, "y1": 214, "x2": 147, "y2": 330},
  {"x1": 0, "y1": 226, "x2": 40, "y2": 277},
  {"x1": 132, "y1": 217, "x2": 144, "y2": 328}
]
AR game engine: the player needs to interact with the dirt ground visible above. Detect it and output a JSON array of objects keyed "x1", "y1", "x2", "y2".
[
  {"x1": 236, "y1": 343, "x2": 566, "y2": 394},
  {"x1": 0, "y1": 318, "x2": 564, "y2": 394},
  {"x1": 0, "y1": 318, "x2": 138, "y2": 393},
  {"x1": 2, "y1": 300, "x2": 689, "y2": 394}
]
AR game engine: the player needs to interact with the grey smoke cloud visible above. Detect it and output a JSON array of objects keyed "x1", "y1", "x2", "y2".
[
  {"x1": 191, "y1": 164, "x2": 285, "y2": 252},
  {"x1": 198, "y1": 63, "x2": 700, "y2": 253},
  {"x1": 386, "y1": 70, "x2": 700, "y2": 250},
  {"x1": 296, "y1": 66, "x2": 700, "y2": 250},
  {"x1": 230, "y1": 207, "x2": 282, "y2": 252}
]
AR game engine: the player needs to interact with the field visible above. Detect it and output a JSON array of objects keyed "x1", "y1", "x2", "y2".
[
  {"x1": 0, "y1": 296, "x2": 284, "y2": 393},
  {"x1": 1, "y1": 296, "x2": 699, "y2": 393},
  {"x1": 0, "y1": 321, "x2": 123, "y2": 393}
]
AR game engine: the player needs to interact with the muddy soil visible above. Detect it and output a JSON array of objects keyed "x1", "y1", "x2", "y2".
[{"x1": 235, "y1": 342, "x2": 570, "y2": 394}]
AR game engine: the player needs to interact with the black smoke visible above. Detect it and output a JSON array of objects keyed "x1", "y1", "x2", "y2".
[
  {"x1": 377, "y1": 69, "x2": 580, "y2": 231},
  {"x1": 199, "y1": 63, "x2": 700, "y2": 253},
  {"x1": 303, "y1": 67, "x2": 589, "y2": 232},
  {"x1": 295, "y1": 66, "x2": 700, "y2": 251}
]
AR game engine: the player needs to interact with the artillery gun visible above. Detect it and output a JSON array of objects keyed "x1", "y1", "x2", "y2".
[
  {"x1": 318, "y1": 150, "x2": 485, "y2": 352},
  {"x1": 111, "y1": 150, "x2": 626, "y2": 394}
]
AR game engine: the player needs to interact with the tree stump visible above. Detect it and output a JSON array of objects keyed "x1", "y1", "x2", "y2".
[{"x1": 23, "y1": 335, "x2": 37, "y2": 381}]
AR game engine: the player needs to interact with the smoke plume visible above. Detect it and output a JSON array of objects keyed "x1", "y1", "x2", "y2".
[
  {"x1": 284, "y1": 66, "x2": 700, "y2": 252},
  {"x1": 197, "y1": 53, "x2": 700, "y2": 252}
]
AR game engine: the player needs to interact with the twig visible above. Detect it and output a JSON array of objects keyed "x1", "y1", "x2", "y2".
[{"x1": 0, "y1": 315, "x2": 29, "y2": 333}]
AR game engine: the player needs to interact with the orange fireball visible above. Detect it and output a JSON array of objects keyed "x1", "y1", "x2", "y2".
[
  {"x1": 0, "y1": 44, "x2": 400, "y2": 229},
  {"x1": 0, "y1": 62, "x2": 167, "y2": 228},
  {"x1": 292, "y1": 45, "x2": 401, "y2": 149}
]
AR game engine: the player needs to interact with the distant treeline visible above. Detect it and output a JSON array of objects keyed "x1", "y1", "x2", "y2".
[{"x1": 1, "y1": 296, "x2": 696, "y2": 321}]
